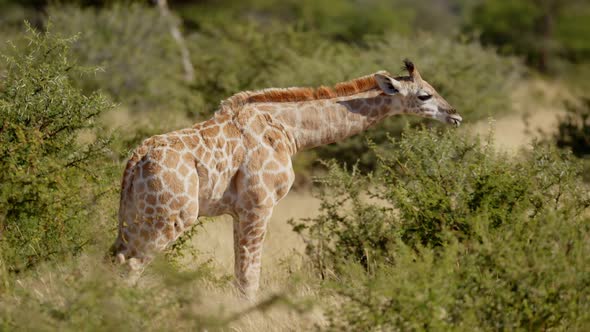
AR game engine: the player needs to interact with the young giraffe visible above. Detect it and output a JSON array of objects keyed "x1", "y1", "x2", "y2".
[{"x1": 111, "y1": 60, "x2": 462, "y2": 298}]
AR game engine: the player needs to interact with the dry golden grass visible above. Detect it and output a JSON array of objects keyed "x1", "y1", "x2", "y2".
[
  {"x1": 183, "y1": 191, "x2": 326, "y2": 331},
  {"x1": 189, "y1": 192, "x2": 320, "y2": 272},
  {"x1": 467, "y1": 78, "x2": 572, "y2": 153}
]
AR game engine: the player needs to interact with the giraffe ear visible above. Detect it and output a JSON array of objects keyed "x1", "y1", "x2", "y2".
[
  {"x1": 403, "y1": 59, "x2": 423, "y2": 82},
  {"x1": 374, "y1": 73, "x2": 406, "y2": 96}
]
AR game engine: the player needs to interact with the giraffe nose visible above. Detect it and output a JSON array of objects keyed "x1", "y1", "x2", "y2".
[{"x1": 447, "y1": 113, "x2": 462, "y2": 126}]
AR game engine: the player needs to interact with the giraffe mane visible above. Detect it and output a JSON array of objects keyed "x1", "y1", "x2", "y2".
[{"x1": 220, "y1": 71, "x2": 391, "y2": 112}]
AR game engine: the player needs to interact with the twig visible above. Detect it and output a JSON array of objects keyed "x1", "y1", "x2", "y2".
[{"x1": 156, "y1": 0, "x2": 195, "y2": 83}]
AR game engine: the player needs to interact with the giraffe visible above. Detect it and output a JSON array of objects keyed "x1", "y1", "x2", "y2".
[{"x1": 111, "y1": 60, "x2": 462, "y2": 298}]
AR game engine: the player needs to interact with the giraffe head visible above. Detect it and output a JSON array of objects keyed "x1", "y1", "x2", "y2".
[{"x1": 374, "y1": 60, "x2": 462, "y2": 126}]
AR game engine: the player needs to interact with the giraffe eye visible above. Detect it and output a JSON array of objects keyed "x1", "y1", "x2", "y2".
[{"x1": 418, "y1": 94, "x2": 432, "y2": 101}]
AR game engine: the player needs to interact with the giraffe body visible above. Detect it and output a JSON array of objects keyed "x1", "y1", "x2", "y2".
[
  {"x1": 113, "y1": 106, "x2": 296, "y2": 295},
  {"x1": 112, "y1": 61, "x2": 462, "y2": 297}
]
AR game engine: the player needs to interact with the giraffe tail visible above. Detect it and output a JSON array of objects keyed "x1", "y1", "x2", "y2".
[{"x1": 111, "y1": 141, "x2": 151, "y2": 263}]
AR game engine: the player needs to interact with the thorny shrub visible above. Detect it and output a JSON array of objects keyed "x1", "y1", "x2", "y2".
[
  {"x1": 292, "y1": 127, "x2": 590, "y2": 330},
  {"x1": 0, "y1": 24, "x2": 115, "y2": 273}
]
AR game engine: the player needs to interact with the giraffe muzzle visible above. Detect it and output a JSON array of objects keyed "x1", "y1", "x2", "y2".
[{"x1": 447, "y1": 114, "x2": 462, "y2": 127}]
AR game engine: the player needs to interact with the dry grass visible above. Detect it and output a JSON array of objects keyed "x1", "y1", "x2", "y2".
[
  {"x1": 182, "y1": 191, "x2": 326, "y2": 331},
  {"x1": 189, "y1": 192, "x2": 320, "y2": 272},
  {"x1": 467, "y1": 78, "x2": 572, "y2": 153}
]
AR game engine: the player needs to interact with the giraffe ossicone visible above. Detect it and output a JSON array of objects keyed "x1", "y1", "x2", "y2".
[{"x1": 111, "y1": 60, "x2": 462, "y2": 298}]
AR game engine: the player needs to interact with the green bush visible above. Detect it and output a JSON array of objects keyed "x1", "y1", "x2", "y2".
[
  {"x1": 179, "y1": 0, "x2": 409, "y2": 41},
  {"x1": 321, "y1": 211, "x2": 590, "y2": 331},
  {"x1": 187, "y1": 22, "x2": 327, "y2": 118},
  {"x1": 0, "y1": 24, "x2": 115, "y2": 273},
  {"x1": 464, "y1": 0, "x2": 590, "y2": 72},
  {"x1": 46, "y1": 3, "x2": 203, "y2": 116},
  {"x1": 292, "y1": 128, "x2": 590, "y2": 330},
  {"x1": 178, "y1": 0, "x2": 464, "y2": 42}
]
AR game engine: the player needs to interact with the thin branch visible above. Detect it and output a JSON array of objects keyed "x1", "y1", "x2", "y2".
[{"x1": 156, "y1": 0, "x2": 195, "y2": 83}]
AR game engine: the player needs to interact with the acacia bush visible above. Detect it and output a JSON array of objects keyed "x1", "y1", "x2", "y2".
[
  {"x1": 0, "y1": 24, "x2": 115, "y2": 273},
  {"x1": 292, "y1": 128, "x2": 590, "y2": 330},
  {"x1": 187, "y1": 22, "x2": 327, "y2": 119},
  {"x1": 321, "y1": 211, "x2": 590, "y2": 331},
  {"x1": 46, "y1": 3, "x2": 203, "y2": 116},
  {"x1": 180, "y1": 0, "x2": 415, "y2": 43}
]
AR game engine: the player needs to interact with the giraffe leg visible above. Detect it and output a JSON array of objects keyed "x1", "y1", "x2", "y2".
[
  {"x1": 233, "y1": 207, "x2": 273, "y2": 299},
  {"x1": 232, "y1": 216, "x2": 241, "y2": 285}
]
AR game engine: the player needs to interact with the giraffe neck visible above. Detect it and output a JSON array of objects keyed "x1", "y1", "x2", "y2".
[{"x1": 264, "y1": 90, "x2": 404, "y2": 152}]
